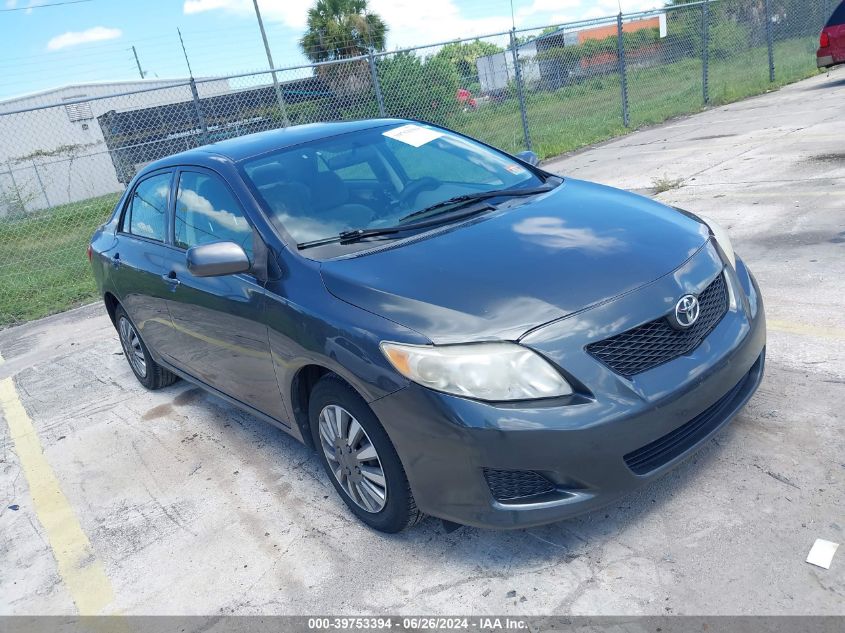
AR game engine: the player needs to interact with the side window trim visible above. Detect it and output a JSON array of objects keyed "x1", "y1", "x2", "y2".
[
  {"x1": 172, "y1": 166, "x2": 256, "y2": 253},
  {"x1": 118, "y1": 168, "x2": 176, "y2": 244}
]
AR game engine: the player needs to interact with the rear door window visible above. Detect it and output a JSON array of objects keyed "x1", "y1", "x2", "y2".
[
  {"x1": 125, "y1": 172, "x2": 171, "y2": 242},
  {"x1": 828, "y1": 2, "x2": 845, "y2": 26}
]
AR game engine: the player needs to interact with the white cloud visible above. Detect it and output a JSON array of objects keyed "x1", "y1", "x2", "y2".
[
  {"x1": 46, "y1": 26, "x2": 123, "y2": 51},
  {"x1": 183, "y1": 0, "x2": 311, "y2": 30},
  {"x1": 370, "y1": 0, "x2": 513, "y2": 48},
  {"x1": 183, "y1": 0, "x2": 233, "y2": 13},
  {"x1": 181, "y1": 0, "x2": 668, "y2": 51},
  {"x1": 183, "y1": 0, "x2": 513, "y2": 49},
  {"x1": 518, "y1": 0, "x2": 581, "y2": 20}
]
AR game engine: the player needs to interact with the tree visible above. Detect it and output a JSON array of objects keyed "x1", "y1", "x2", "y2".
[
  {"x1": 376, "y1": 52, "x2": 459, "y2": 126},
  {"x1": 515, "y1": 26, "x2": 560, "y2": 46},
  {"x1": 433, "y1": 40, "x2": 503, "y2": 80},
  {"x1": 299, "y1": 0, "x2": 388, "y2": 62}
]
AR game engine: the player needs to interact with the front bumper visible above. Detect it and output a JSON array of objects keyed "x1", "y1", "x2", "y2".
[{"x1": 371, "y1": 244, "x2": 766, "y2": 529}]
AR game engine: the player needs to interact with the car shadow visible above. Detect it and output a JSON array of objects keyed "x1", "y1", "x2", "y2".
[
  {"x1": 808, "y1": 75, "x2": 845, "y2": 89},
  {"x1": 154, "y1": 373, "x2": 747, "y2": 572}
]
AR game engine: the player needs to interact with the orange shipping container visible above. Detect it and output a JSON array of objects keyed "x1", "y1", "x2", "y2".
[{"x1": 577, "y1": 16, "x2": 661, "y2": 44}]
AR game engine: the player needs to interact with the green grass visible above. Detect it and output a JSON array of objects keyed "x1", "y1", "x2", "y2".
[
  {"x1": 0, "y1": 193, "x2": 118, "y2": 326},
  {"x1": 652, "y1": 175, "x2": 685, "y2": 194},
  {"x1": 450, "y1": 36, "x2": 821, "y2": 159},
  {"x1": 0, "y1": 37, "x2": 823, "y2": 328}
]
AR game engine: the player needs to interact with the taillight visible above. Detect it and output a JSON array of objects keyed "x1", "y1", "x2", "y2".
[
  {"x1": 87, "y1": 244, "x2": 93, "y2": 262},
  {"x1": 820, "y1": 30, "x2": 830, "y2": 48}
]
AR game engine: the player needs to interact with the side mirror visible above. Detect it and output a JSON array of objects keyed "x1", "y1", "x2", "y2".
[
  {"x1": 186, "y1": 241, "x2": 250, "y2": 277},
  {"x1": 515, "y1": 150, "x2": 540, "y2": 167}
]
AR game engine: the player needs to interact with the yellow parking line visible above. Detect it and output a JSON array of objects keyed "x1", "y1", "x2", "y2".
[
  {"x1": 0, "y1": 363, "x2": 115, "y2": 615},
  {"x1": 768, "y1": 319, "x2": 845, "y2": 341}
]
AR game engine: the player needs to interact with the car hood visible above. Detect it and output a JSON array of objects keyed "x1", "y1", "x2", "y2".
[{"x1": 320, "y1": 178, "x2": 709, "y2": 344}]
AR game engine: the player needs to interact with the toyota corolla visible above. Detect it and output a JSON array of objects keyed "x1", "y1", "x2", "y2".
[{"x1": 89, "y1": 119, "x2": 766, "y2": 532}]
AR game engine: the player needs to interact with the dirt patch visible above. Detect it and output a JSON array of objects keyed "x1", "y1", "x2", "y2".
[
  {"x1": 748, "y1": 229, "x2": 845, "y2": 249},
  {"x1": 142, "y1": 402, "x2": 174, "y2": 421},
  {"x1": 174, "y1": 387, "x2": 203, "y2": 407},
  {"x1": 810, "y1": 153, "x2": 845, "y2": 162},
  {"x1": 689, "y1": 134, "x2": 738, "y2": 141}
]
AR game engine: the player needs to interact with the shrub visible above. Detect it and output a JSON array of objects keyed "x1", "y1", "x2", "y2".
[
  {"x1": 709, "y1": 20, "x2": 751, "y2": 58},
  {"x1": 376, "y1": 52, "x2": 459, "y2": 125}
]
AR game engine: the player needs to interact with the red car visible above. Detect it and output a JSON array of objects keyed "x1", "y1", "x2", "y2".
[{"x1": 818, "y1": 1, "x2": 845, "y2": 68}]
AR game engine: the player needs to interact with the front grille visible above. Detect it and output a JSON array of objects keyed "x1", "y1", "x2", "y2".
[
  {"x1": 586, "y1": 274, "x2": 728, "y2": 377},
  {"x1": 483, "y1": 468, "x2": 556, "y2": 502},
  {"x1": 623, "y1": 358, "x2": 759, "y2": 475}
]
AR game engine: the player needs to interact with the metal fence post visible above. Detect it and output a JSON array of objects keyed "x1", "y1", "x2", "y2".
[
  {"x1": 368, "y1": 50, "x2": 386, "y2": 117},
  {"x1": 765, "y1": 0, "x2": 775, "y2": 82},
  {"x1": 31, "y1": 160, "x2": 50, "y2": 209},
  {"x1": 702, "y1": 1, "x2": 710, "y2": 104},
  {"x1": 5, "y1": 160, "x2": 25, "y2": 214},
  {"x1": 616, "y1": 13, "x2": 630, "y2": 128},
  {"x1": 189, "y1": 78, "x2": 209, "y2": 144},
  {"x1": 509, "y1": 29, "x2": 532, "y2": 152}
]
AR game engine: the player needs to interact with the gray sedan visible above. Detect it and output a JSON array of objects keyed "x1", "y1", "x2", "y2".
[{"x1": 90, "y1": 119, "x2": 765, "y2": 532}]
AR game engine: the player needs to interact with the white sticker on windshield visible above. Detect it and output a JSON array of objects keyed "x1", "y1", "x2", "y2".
[{"x1": 383, "y1": 124, "x2": 442, "y2": 147}]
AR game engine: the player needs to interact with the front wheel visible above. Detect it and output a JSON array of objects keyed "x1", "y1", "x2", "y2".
[{"x1": 309, "y1": 375, "x2": 422, "y2": 533}]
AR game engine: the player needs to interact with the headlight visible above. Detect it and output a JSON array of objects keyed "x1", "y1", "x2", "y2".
[
  {"x1": 699, "y1": 215, "x2": 736, "y2": 268},
  {"x1": 380, "y1": 342, "x2": 573, "y2": 401}
]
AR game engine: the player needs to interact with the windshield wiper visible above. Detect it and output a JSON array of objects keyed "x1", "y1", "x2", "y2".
[
  {"x1": 297, "y1": 201, "x2": 497, "y2": 250},
  {"x1": 296, "y1": 182, "x2": 560, "y2": 250},
  {"x1": 398, "y1": 184, "x2": 556, "y2": 223}
]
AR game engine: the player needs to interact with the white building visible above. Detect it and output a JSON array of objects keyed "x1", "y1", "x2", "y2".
[
  {"x1": 0, "y1": 78, "x2": 230, "y2": 215},
  {"x1": 476, "y1": 14, "x2": 667, "y2": 94}
]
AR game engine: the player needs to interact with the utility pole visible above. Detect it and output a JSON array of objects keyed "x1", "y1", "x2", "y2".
[
  {"x1": 131, "y1": 45, "x2": 145, "y2": 79},
  {"x1": 177, "y1": 28, "x2": 209, "y2": 143},
  {"x1": 251, "y1": 0, "x2": 290, "y2": 127},
  {"x1": 177, "y1": 28, "x2": 194, "y2": 77}
]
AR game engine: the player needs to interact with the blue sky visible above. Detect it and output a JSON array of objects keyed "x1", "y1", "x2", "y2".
[{"x1": 0, "y1": 0, "x2": 665, "y2": 100}]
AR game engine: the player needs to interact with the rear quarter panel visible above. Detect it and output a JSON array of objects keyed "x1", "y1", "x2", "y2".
[
  {"x1": 89, "y1": 187, "x2": 127, "y2": 301},
  {"x1": 831, "y1": 24, "x2": 845, "y2": 58},
  {"x1": 89, "y1": 224, "x2": 120, "y2": 302}
]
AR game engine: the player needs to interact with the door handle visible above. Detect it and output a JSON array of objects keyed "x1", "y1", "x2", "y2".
[
  {"x1": 111, "y1": 253, "x2": 120, "y2": 269},
  {"x1": 162, "y1": 271, "x2": 181, "y2": 289}
]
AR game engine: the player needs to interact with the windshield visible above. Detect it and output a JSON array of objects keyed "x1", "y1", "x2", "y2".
[{"x1": 241, "y1": 123, "x2": 545, "y2": 245}]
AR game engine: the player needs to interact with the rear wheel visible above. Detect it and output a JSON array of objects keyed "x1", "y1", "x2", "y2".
[
  {"x1": 114, "y1": 305, "x2": 178, "y2": 390},
  {"x1": 309, "y1": 375, "x2": 422, "y2": 532}
]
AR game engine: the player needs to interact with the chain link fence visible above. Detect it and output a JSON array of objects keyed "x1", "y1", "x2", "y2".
[{"x1": 0, "y1": 0, "x2": 835, "y2": 326}]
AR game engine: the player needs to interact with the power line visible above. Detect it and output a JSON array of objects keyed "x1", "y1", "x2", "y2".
[{"x1": 0, "y1": 0, "x2": 92, "y2": 11}]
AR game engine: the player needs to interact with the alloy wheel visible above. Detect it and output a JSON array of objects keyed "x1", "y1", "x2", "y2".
[
  {"x1": 318, "y1": 404, "x2": 387, "y2": 513},
  {"x1": 118, "y1": 316, "x2": 147, "y2": 378}
]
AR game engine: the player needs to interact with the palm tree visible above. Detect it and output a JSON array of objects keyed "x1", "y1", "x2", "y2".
[{"x1": 300, "y1": 0, "x2": 388, "y2": 62}]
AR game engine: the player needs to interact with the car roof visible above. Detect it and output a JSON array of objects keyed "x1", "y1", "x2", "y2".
[{"x1": 142, "y1": 118, "x2": 407, "y2": 171}]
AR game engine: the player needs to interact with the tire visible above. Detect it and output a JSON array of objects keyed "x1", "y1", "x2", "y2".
[
  {"x1": 309, "y1": 375, "x2": 423, "y2": 533},
  {"x1": 114, "y1": 304, "x2": 179, "y2": 390}
]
